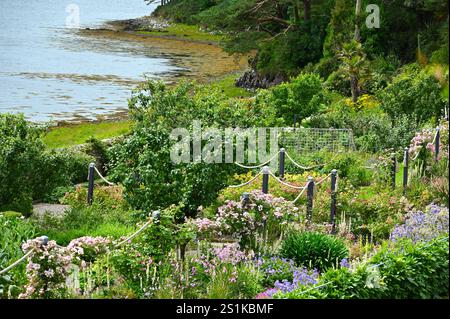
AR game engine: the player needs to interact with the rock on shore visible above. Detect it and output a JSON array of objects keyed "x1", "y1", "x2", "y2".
[
  {"x1": 236, "y1": 70, "x2": 285, "y2": 90},
  {"x1": 106, "y1": 17, "x2": 170, "y2": 32}
]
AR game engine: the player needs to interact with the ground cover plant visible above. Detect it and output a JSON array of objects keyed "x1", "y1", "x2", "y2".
[{"x1": 0, "y1": 0, "x2": 448, "y2": 300}]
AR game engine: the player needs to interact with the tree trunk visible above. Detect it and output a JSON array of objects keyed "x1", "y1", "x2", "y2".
[
  {"x1": 180, "y1": 242, "x2": 187, "y2": 262},
  {"x1": 303, "y1": 0, "x2": 311, "y2": 21},
  {"x1": 293, "y1": 1, "x2": 300, "y2": 24},
  {"x1": 354, "y1": 0, "x2": 362, "y2": 42},
  {"x1": 277, "y1": 3, "x2": 289, "y2": 20},
  {"x1": 350, "y1": 75, "x2": 360, "y2": 103}
]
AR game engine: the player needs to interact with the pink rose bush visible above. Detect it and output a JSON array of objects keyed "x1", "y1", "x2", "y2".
[
  {"x1": 19, "y1": 238, "x2": 71, "y2": 299},
  {"x1": 67, "y1": 236, "x2": 111, "y2": 265},
  {"x1": 18, "y1": 236, "x2": 111, "y2": 299},
  {"x1": 409, "y1": 121, "x2": 448, "y2": 162},
  {"x1": 189, "y1": 190, "x2": 301, "y2": 249}
]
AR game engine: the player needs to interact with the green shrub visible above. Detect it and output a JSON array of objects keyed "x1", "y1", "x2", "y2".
[
  {"x1": 281, "y1": 232, "x2": 349, "y2": 271},
  {"x1": 109, "y1": 81, "x2": 245, "y2": 219},
  {"x1": 280, "y1": 236, "x2": 449, "y2": 299},
  {"x1": 369, "y1": 237, "x2": 449, "y2": 298},
  {"x1": 0, "y1": 213, "x2": 36, "y2": 298},
  {"x1": 84, "y1": 137, "x2": 109, "y2": 176},
  {"x1": 41, "y1": 185, "x2": 75, "y2": 204},
  {"x1": 309, "y1": 102, "x2": 417, "y2": 152},
  {"x1": 64, "y1": 150, "x2": 95, "y2": 185},
  {"x1": 267, "y1": 73, "x2": 329, "y2": 125},
  {"x1": 154, "y1": 0, "x2": 215, "y2": 24},
  {"x1": 0, "y1": 114, "x2": 45, "y2": 214},
  {"x1": 379, "y1": 64, "x2": 447, "y2": 124},
  {"x1": 0, "y1": 114, "x2": 95, "y2": 214}
]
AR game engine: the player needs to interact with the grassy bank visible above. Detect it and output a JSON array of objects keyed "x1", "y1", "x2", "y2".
[
  {"x1": 42, "y1": 74, "x2": 252, "y2": 149},
  {"x1": 136, "y1": 23, "x2": 225, "y2": 44},
  {"x1": 44, "y1": 22, "x2": 251, "y2": 150},
  {"x1": 43, "y1": 120, "x2": 131, "y2": 149},
  {"x1": 209, "y1": 73, "x2": 253, "y2": 98}
]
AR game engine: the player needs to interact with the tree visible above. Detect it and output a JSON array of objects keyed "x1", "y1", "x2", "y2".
[
  {"x1": 338, "y1": 40, "x2": 370, "y2": 102},
  {"x1": 109, "y1": 81, "x2": 244, "y2": 219}
]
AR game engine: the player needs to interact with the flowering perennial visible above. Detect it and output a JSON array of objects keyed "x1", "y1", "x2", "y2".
[
  {"x1": 19, "y1": 239, "x2": 71, "y2": 299},
  {"x1": 190, "y1": 190, "x2": 300, "y2": 247},
  {"x1": 390, "y1": 205, "x2": 449, "y2": 243},
  {"x1": 67, "y1": 236, "x2": 111, "y2": 265},
  {"x1": 19, "y1": 236, "x2": 111, "y2": 299}
]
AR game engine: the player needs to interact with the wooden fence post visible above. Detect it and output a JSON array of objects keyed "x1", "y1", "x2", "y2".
[
  {"x1": 262, "y1": 166, "x2": 269, "y2": 194},
  {"x1": 391, "y1": 153, "x2": 396, "y2": 190},
  {"x1": 87, "y1": 163, "x2": 95, "y2": 205},
  {"x1": 435, "y1": 126, "x2": 440, "y2": 161},
  {"x1": 403, "y1": 147, "x2": 409, "y2": 195},
  {"x1": 330, "y1": 170, "x2": 338, "y2": 233},
  {"x1": 279, "y1": 148, "x2": 285, "y2": 180},
  {"x1": 306, "y1": 176, "x2": 315, "y2": 223}
]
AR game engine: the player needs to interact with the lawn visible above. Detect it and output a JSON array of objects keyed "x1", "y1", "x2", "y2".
[{"x1": 43, "y1": 120, "x2": 131, "y2": 149}]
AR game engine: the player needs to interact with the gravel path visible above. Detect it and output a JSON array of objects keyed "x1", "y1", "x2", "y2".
[{"x1": 33, "y1": 203, "x2": 70, "y2": 218}]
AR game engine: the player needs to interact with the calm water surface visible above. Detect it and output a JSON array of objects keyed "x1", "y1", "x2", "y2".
[{"x1": 0, "y1": 0, "x2": 182, "y2": 122}]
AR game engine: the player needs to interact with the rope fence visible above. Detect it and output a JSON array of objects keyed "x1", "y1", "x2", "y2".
[
  {"x1": 94, "y1": 166, "x2": 116, "y2": 186},
  {"x1": 228, "y1": 161, "x2": 339, "y2": 226},
  {"x1": 228, "y1": 170, "x2": 263, "y2": 188},
  {"x1": 0, "y1": 213, "x2": 158, "y2": 276},
  {"x1": 114, "y1": 219, "x2": 154, "y2": 248},
  {"x1": 292, "y1": 183, "x2": 309, "y2": 204},
  {"x1": 0, "y1": 250, "x2": 34, "y2": 276},
  {"x1": 315, "y1": 173, "x2": 333, "y2": 186},
  {"x1": 234, "y1": 151, "x2": 280, "y2": 169}
]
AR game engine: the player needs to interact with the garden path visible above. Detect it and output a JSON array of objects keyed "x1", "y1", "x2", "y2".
[{"x1": 32, "y1": 203, "x2": 71, "y2": 218}]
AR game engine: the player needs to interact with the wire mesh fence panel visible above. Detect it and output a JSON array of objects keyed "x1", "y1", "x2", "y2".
[{"x1": 280, "y1": 128, "x2": 356, "y2": 154}]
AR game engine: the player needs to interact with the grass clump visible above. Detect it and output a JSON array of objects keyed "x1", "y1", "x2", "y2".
[
  {"x1": 43, "y1": 121, "x2": 130, "y2": 149},
  {"x1": 137, "y1": 23, "x2": 225, "y2": 43},
  {"x1": 281, "y1": 232, "x2": 349, "y2": 271}
]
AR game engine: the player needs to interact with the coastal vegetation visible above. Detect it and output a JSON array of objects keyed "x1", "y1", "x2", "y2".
[
  {"x1": 0, "y1": 0, "x2": 448, "y2": 300},
  {"x1": 43, "y1": 121, "x2": 131, "y2": 149}
]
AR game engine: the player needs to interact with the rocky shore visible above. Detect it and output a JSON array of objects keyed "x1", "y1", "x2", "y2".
[
  {"x1": 235, "y1": 70, "x2": 285, "y2": 90},
  {"x1": 104, "y1": 16, "x2": 171, "y2": 32}
]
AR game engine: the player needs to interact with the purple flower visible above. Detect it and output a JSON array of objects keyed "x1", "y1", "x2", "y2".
[
  {"x1": 390, "y1": 205, "x2": 449, "y2": 243},
  {"x1": 340, "y1": 258, "x2": 350, "y2": 268}
]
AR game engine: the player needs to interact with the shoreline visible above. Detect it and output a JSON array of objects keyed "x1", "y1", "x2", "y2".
[
  {"x1": 102, "y1": 16, "x2": 224, "y2": 45},
  {"x1": 53, "y1": 16, "x2": 248, "y2": 125},
  {"x1": 43, "y1": 17, "x2": 252, "y2": 146}
]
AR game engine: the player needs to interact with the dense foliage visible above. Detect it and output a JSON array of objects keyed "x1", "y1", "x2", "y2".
[
  {"x1": 0, "y1": 114, "x2": 93, "y2": 214},
  {"x1": 0, "y1": 213, "x2": 36, "y2": 298},
  {"x1": 280, "y1": 236, "x2": 449, "y2": 299},
  {"x1": 0, "y1": 0, "x2": 448, "y2": 301},
  {"x1": 281, "y1": 232, "x2": 348, "y2": 271},
  {"x1": 153, "y1": 0, "x2": 448, "y2": 86}
]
